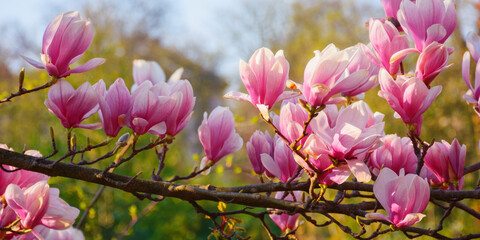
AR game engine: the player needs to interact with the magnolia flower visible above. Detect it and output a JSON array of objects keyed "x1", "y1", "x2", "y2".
[
  {"x1": 303, "y1": 101, "x2": 385, "y2": 183},
  {"x1": 125, "y1": 81, "x2": 176, "y2": 135},
  {"x1": 398, "y1": 0, "x2": 456, "y2": 51},
  {"x1": 302, "y1": 44, "x2": 369, "y2": 106},
  {"x1": 224, "y1": 47, "x2": 295, "y2": 114},
  {"x1": 163, "y1": 80, "x2": 195, "y2": 137},
  {"x1": 368, "y1": 134, "x2": 417, "y2": 176},
  {"x1": 246, "y1": 130, "x2": 274, "y2": 175},
  {"x1": 362, "y1": 19, "x2": 409, "y2": 75},
  {"x1": 278, "y1": 101, "x2": 309, "y2": 144},
  {"x1": 23, "y1": 11, "x2": 104, "y2": 78},
  {"x1": 378, "y1": 68, "x2": 442, "y2": 134},
  {"x1": 131, "y1": 59, "x2": 184, "y2": 92},
  {"x1": 466, "y1": 32, "x2": 480, "y2": 62},
  {"x1": 462, "y1": 51, "x2": 480, "y2": 116},
  {"x1": 366, "y1": 168, "x2": 430, "y2": 228},
  {"x1": 340, "y1": 44, "x2": 379, "y2": 98},
  {"x1": 415, "y1": 42, "x2": 451, "y2": 86},
  {"x1": 198, "y1": 107, "x2": 243, "y2": 168},
  {"x1": 95, "y1": 78, "x2": 131, "y2": 137},
  {"x1": 260, "y1": 138, "x2": 298, "y2": 182},
  {"x1": 424, "y1": 139, "x2": 466, "y2": 190},
  {"x1": 45, "y1": 79, "x2": 100, "y2": 129},
  {"x1": 269, "y1": 191, "x2": 302, "y2": 232}
]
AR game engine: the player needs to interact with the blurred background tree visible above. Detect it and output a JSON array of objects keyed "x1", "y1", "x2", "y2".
[{"x1": 0, "y1": 0, "x2": 479, "y2": 239}]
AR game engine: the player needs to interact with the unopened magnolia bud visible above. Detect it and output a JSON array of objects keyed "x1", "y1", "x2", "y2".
[{"x1": 116, "y1": 132, "x2": 130, "y2": 146}]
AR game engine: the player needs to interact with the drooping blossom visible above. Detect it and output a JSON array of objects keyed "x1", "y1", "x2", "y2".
[
  {"x1": 415, "y1": 42, "x2": 451, "y2": 86},
  {"x1": 423, "y1": 139, "x2": 466, "y2": 190},
  {"x1": 45, "y1": 79, "x2": 101, "y2": 129},
  {"x1": 362, "y1": 19, "x2": 409, "y2": 75},
  {"x1": 95, "y1": 78, "x2": 131, "y2": 137},
  {"x1": 303, "y1": 101, "x2": 385, "y2": 183},
  {"x1": 125, "y1": 81, "x2": 176, "y2": 135},
  {"x1": 198, "y1": 107, "x2": 243, "y2": 168},
  {"x1": 260, "y1": 138, "x2": 299, "y2": 182},
  {"x1": 378, "y1": 68, "x2": 442, "y2": 134},
  {"x1": 301, "y1": 44, "x2": 372, "y2": 107},
  {"x1": 368, "y1": 134, "x2": 417, "y2": 176},
  {"x1": 340, "y1": 44, "x2": 379, "y2": 98},
  {"x1": 366, "y1": 168, "x2": 430, "y2": 228},
  {"x1": 246, "y1": 130, "x2": 274, "y2": 175},
  {"x1": 23, "y1": 11, "x2": 105, "y2": 78},
  {"x1": 397, "y1": 0, "x2": 456, "y2": 51},
  {"x1": 269, "y1": 191, "x2": 302, "y2": 232},
  {"x1": 224, "y1": 47, "x2": 295, "y2": 115},
  {"x1": 462, "y1": 51, "x2": 480, "y2": 116},
  {"x1": 278, "y1": 101, "x2": 309, "y2": 144}
]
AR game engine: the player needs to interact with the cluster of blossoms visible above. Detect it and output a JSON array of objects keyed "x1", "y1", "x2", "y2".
[
  {"x1": 7, "y1": 0, "x2": 477, "y2": 237},
  {"x1": 224, "y1": 0, "x2": 469, "y2": 232},
  {"x1": 0, "y1": 145, "x2": 82, "y2": 239}
]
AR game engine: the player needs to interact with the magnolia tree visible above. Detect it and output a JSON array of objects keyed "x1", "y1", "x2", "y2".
[{"x1": 1, "y1": 1, "x2": 480, "y2": 239}]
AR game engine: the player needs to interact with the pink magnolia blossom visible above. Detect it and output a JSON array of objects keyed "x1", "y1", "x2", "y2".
[
  {"x1": 278, "y1": 102, "x2": 309, "y2": 144},
  {"x1": 466, "y1": 32, "x2": 480, "y2": 62},
  {"x1": 224, "y1": 47, "x2": 295, "y2": 112},
  {"x1": 246, "y1": 130, "x2": 274, "y2": 175},
  {"x1": 45, "y1": 79, "x2": 101, "y2": 129},
  {"x1": 16, "y1": 226, "x2": 85, "y2": 240},
  {"x1": 424, "y1": 139, "x2": 466, "y2": 190},
  {"x1": 462, "y1": 51, "x2": 480, "y2": 116},
  {"x1": 294, "y1": 153, "x2": 351, "y2": 186},
  {"x1": 362, "y1": 19, "x2": 409, "y2": 75},
  {"x1": 303, "y1": 101, "x2": 385, "y2": 183},
  {"x1": 260, "y1": 138, "x2": 298, "y2": 182},
  {"x1": 366, "y1": 168, "x2": 430, "y2": 228},
  {"x1": 4, "y1": 181, "x2": 51, "y2": 229},
  {"x1": 198, "y1": 107, "x2": 243, "y2": 167},
  {"x1": 95, "y1": 78, "x2": 131, "y2": 137},
  {"x1": 368, "y1": 134, "x2": 417, "y2": 176},
  {"x1": 301, "y1": 44, "x2": 371, "y2": 106},
  {"x1": 378, "y1": 68, "x2": 442, "y2": 134},
  {"x1": 341, "y1": 44, "x2": 379, "y2": 98},
  {"x1": 381, "y1": 0, "x2": 404, "y2": 19},
  {"x1": 125, "y1": 81, "x2": 176, "y2": 135},
  {"x1": 23, "y1": 11, "x2": 104, "y2": 78},
  {"x1": 131, "y1": 59, "x2": 184, "y2": 92},
  {"x1": 163, "y1": 80, "x2": 196, "y2": 137},
  {"x1": 269, "y1": 191, "x2": 302, "y2": 232},
  {"x1": 397, "y1": 0, "x2": 456, "y2": 51},
  {"x1": 415, "y1": 42, "x2": 451, "y2": 86},
  {"x1": 41, "y1": 188, "x2": 80, "y2": 230}
]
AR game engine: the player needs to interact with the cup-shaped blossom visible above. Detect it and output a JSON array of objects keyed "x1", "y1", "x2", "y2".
[
  {"x1": 462, "y1": 51, "x2": 480, "y2": 116},
  {"x1": 341, "y1": 44, "x2": 379, "y2": 98},
  {"x1": 269, "y1": 191, "x2": 302, "y2": 232},
  {"x1": 303, "y1": 101, "x2": 385, "y2": 183},
  {"x1": 4, "y1": 181, "x2": 50, "y2": 229},
  {"x1": 466, "y1": 32, "x2": 480, "y2": 62},
  {"x1": 424, "y1": 139, "x2": 466, "y2": 190},
  {"x1": 198, "y1": 107, "x2": 243, "y2": 167},
  {"x1": 302, "y1": 44, "x2": 372, "y2": 106},
  {"x1": 362, "y1": 19, "x2": 409, "y2": 75},
  {"x1": 368, "y1": 134, "x2": 417, "y2": 176},
  {"x1": 95, "y1": 78, "x2": 131, "y2": 137},
  {"x1": 260, "y1": 138, "x2": 299, "y2": 182},
  {"x1": 278, "y1": 102, "x2": 309, "y2": 144},
  {"x1": 378, "y1": 68, "x2": 442, "y2": 134},
  {"x1": 246, "y1": 130, "x2": 274, "y2": 175},
  {"x1": 23, "y1": 11, "x2": 105, "y2": 78},
  {"x1": 398, "y1": 0, "x2": 456, "y2": 51},
  {"x1": 366, "y1": 168, "x2": 430, "y2": 228},
  {"x1": 416, "y1": 42, "x2": 451, "y2": 86},
  {"x1": 163, "y1": 80, "x2": 196, "y2": 137},
  {"x1": 224, "y1": 47, "x2": 294, "y2": 111},
  {"x1": 125, "y1": 81, "x2": 176, "y2": 135},
  {"x1": 45, "y1": 79, "x2": 100, "y2": 129}
]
